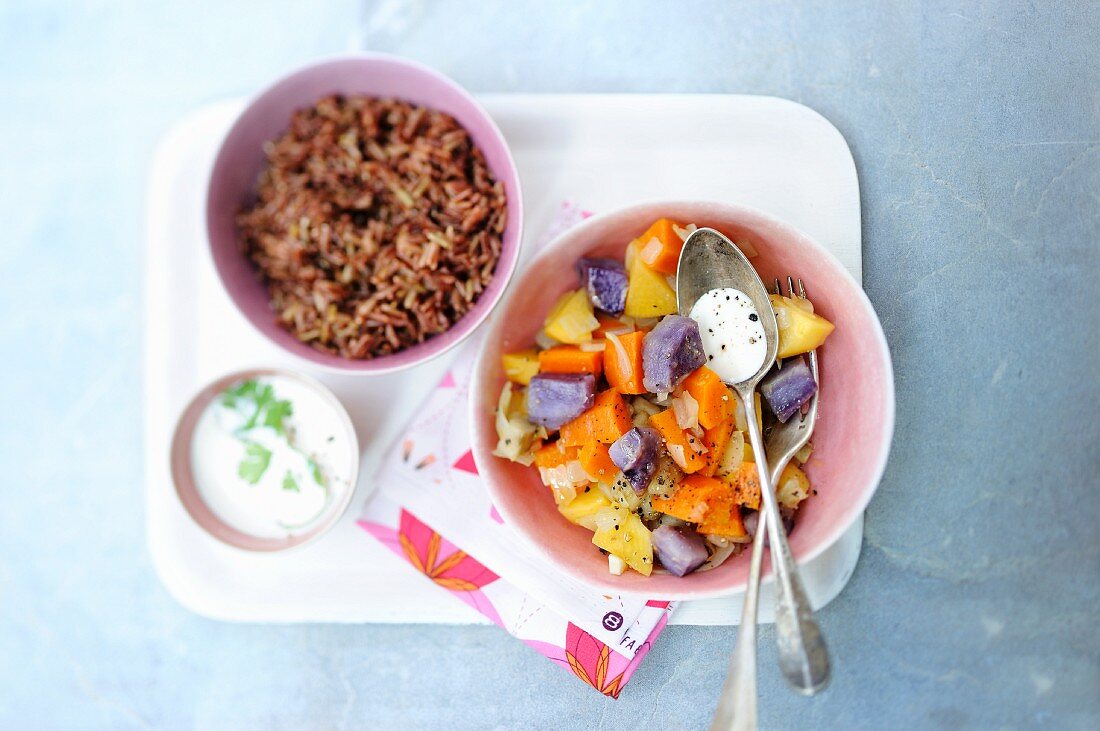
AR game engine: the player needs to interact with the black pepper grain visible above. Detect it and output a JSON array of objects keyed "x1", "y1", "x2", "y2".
[{"x1": 749, "y1": 313, "x2": 758, "y2": 322}]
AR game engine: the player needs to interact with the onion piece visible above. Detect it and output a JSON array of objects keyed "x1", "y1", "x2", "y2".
[
  {"x1": 605, "y1": 331, "x2": 632, "y2": 379},
  {"x1": 640, "y1": 236, "x2": 663, "y2": 264},
  {"x1": 608, "y1": 554, "x2": 627, "y2": 575},
  {"x1": 672, "y1": 222, "x2": 698, "y2": 242},
  {"x1": 534, "y1": 329, "x2": 558, "y2": 350},
  {"x1": 671, "y1": 391, "x2": 700, "y2": 431},
  {"x1": 795, "y1": 442, "x2": 814, "y2": 464},
  {"x1": 578, "y1": 341, "x2": 606, "y2": 352}
]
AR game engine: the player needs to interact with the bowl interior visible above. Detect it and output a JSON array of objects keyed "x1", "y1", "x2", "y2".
[
  {"x1": 471, "y1": 201, "x2": 893, "y2": 599},
  {"x1": 207, "y1": 55, "x2": 522, "y2": 374}
]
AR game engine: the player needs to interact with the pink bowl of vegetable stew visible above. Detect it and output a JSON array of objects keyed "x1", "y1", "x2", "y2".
[{"x1": 470, "y1": 201, "x2": 894, "y2": 599}]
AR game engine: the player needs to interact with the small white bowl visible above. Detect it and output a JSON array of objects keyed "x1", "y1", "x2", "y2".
[{"x1": 170, "y1": 368, "x2": 360, "y2": 552}]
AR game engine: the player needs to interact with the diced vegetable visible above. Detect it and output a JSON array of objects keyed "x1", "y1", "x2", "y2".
[
  {"x1": 539, "y1": 460, "x2": 591, "y2": 505},
  {"x1": 598, "y1": 473, "x2": 643, "y2": 511},
  {"x1": 559, "y1": 388, "x2": 632, "y2": 446},
  {"x1": 649, "y1": 408, "x2": 707, "y2": 473},
  {"x1": 594, "y1": 313, "x2": 629, "y2": 338},
  {"x1": 760, "y1": 356, "x2": 817, "y2": 422},
  {"x1": 714, "y1": 429, "x2": 745, "y2": 478},
  {"x1": 698, "y1": 499, "x2": 749, "y2": 540},
  {"x1": 558, "y1": 488, "x2": 612, "y2": 530},
  {"x1": 603, "y1": 330, "x2": 646, "y2": 395},
  {"x1": 544, "y1": 289, "x2": 599, "y2": 344},
  {"x1": 608, "y1": 553, "x2": 627, "y2": 575},
  {"x1": 502, "y1": 348, "x2": 540, "y2": 385},
  {"x1": 526, "y1": 373, "x2": 596, "y2": 429},
  {"x1": 591, "y1": 505, "x2": 654, "y2": 576},
  {"x1": 670, "y1": 391, "x2": 700, "y2": 431},
  {"x1": 770, "y1": 294, "x2": 835, "y2": 359},
  {"x1": 642, "y1": 315, "x2": 706, "y2": 393},
  {"x1": 777, "y1": 462, "x2": 811, "y2": 510},
  {"x1": 682, "y1": 366, "x2": 734, "y2": 429},
  {"x1": 651, "y1": 525, "x2": 709, "y2": 576},
  {"x1": 624, "y1": 249, "x2": 678, "y2": 318},
  {"x1": 576, "y1": 258, "x2": 629, "y2": 316},
  {"x1": 699, "y1": 416, "x2": 735, "y2": 477},
  {"x1": 651, "y1": 474, "x2": 733, "y2": 523},
  {"x1": 635, "y1": 218, "x2": 686, "y2": 275},
  {"x1": 492, "y1": 383, "x2": 538, "y2": 463},
  {"x1": 578, "y1": 441, "x2": 619, "y2": 482},
  {"x1": 608, "y1": 426, "x2": 661, "y2": 494},
  {"x1": 731, "y1": 462, "x2": 762, "y2": 510},
  {"x1": 534, "y1": 440, "x2": 580, "y2": 469},
  {"x1": 538, "y1": 345, "x2": 604, "y2": 377}
]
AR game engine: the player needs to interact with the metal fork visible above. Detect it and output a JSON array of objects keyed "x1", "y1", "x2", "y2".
[{"x1": 711, "y1": 277, "x2": 829, "y2": 731}]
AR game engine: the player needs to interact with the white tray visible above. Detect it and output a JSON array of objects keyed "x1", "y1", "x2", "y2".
[{"x1": 144, "y1": 94, "x2": 863, "y2": 625}]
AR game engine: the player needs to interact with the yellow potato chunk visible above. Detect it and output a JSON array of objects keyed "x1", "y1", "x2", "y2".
[
  {"x1": 544, "y1": 289, "x2": 599, "y2": 344},
  {"x1": 770, "y1": 294, "x2": 835, "y2": 359},
  {"x1": 592, "y1": 505, "x2": 654, "y2": 576},
  {"x1": 501, "y1": 348, "x2": 540, "y2": 385},
  {"x1": 558, "y1": 488, "x2": 613, "y2": 530},
  {"x1": 624, "y1": 253, "x2": 677, "y2": 318}
]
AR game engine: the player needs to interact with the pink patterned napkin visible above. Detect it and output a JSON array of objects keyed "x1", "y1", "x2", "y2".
[{"x1": 358, "y1": 203, "x2": 675, "y2": 697}]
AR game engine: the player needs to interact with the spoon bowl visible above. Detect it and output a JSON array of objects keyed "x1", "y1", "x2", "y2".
[{"x1": 676, "y1": 227, "x2": 778, "y2": 389}]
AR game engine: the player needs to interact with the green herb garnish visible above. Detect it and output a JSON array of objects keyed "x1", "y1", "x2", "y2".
[
  {"x1": 281, "y1": 470, "x2": 300, "y2": 492},
  {"x1": 238, "y1": 442, "x2": 272, "y2": 484}
]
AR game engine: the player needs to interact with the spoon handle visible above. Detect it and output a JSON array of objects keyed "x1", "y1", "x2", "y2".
[
  {"x1": 740, "y1": 390, "x2": 831, "y2": 695},
  {"x1": 710, "y1": 509, "x2": 767, "y2": 730}
]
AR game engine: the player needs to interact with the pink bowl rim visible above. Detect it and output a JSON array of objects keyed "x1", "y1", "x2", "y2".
[
  {"x1": 170, "y1": 367, "x2": 361, "y2": 553},
  {"x1": 471, "y1": 199, "x2": 895, "y2": 599},
  {"x1": 205, "y1": 53, "x2": 524, "y2": 376}
]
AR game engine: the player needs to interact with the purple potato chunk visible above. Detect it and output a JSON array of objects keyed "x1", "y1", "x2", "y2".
[
  {"x1": 760, "y1": 356, "x2": 817, "y2": 422},
  {"x1": 642, "y1": 315, "x2": 706, "y2": 393},
  {"x1": 652, "y1": 525, "x2": 709, "y2": 577},
  {"x1": 576, "y1": 257, "x2": 628, "y2": 316},
  {"x1": 526, "y1": 373, "x2": 596, "y2": 430},
  {"x1": 608, "y1": 427, "x2": 661, "y2": 493}
]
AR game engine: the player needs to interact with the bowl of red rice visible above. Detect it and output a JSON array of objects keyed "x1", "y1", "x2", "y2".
[{"x1": 206, "y1": 54, "x2": 523, "y2": 374}]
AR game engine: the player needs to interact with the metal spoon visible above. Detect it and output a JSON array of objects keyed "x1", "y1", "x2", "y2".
[{"x1": 676, "y1": 229, "x2": 830, "y2": 730}]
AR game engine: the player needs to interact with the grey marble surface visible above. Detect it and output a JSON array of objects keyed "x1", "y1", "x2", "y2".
[{"x1": 1, "y1": 1, "x2": 1097, "y2": 728}]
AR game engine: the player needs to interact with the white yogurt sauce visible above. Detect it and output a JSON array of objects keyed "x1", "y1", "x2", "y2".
[
  {"x1": 689, "y1": 287, "x2": 768, "y2": 384},
  {"x1": 191, "y1": 376, "x2": 353, "y2": 538}
]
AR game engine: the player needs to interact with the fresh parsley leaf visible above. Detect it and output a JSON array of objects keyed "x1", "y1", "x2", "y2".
[
  {"x1": 263, "y1": 398, "x2": 293, "y2": 436},
  {"x1": 238, "y1": 442, "x2": 272, "y2": 484},
  {"x1": 281, "y1": 471, "x2": 300, "y2": 492}
]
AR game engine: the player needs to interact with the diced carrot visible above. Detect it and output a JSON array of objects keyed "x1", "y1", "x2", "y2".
[
  {"x1": 732, "y1": 462, "x2": 762, "y2": 510},
  {"x1": 652, "y1": 474, "x2": 733, "y2": 524},
  {"x1": 534, "y1": 441, "x2": 580, "y2": 469},
  {"x1": 560, "y1": 389, "x2": 633, "y2": 446},
  {"x1": 699, "y1": 416, "x2": 734, "y2": 477},
  {"x1": 538, "y1": 345, "x2": 603, "y2": 377},
  {"x1": 682, "y1": 366, "x2": 734, "y2": 429},
  {"x1": 603, "y1": 330, "x2": 646, "y2": 395},
  {"x1": 649, "y1": 409, "x2": 707, "y2": 474},
  {"x1": 636, "y1": 218, "x2": 685, "y2": 275},
  {"x1": 578, "y1": 442, "x2": 619, "y2": 482},
  {"x1": 594, "y1": 313, "x2": 627, "y2": 338},
  {"x1": 699, "y1": 500, "x2": 748, "y2": 539}
]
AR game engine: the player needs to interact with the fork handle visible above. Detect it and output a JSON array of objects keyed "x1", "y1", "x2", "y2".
[
  {"x1": 710, "y1": 509, "x2": 768, "y2": 730},
  {"x1": 741, "y1": 401, "x2": 831, "y2": 695}
]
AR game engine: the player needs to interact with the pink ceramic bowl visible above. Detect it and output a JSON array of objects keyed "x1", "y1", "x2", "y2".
[
  {"x1": 206, "y1": 54, "x2": 523, "y2": 375},
  {"x1": 471, "y1": 201, "x2": 894, "y2": 599}
]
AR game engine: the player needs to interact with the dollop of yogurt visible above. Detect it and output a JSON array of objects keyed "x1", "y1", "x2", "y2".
[{"x1": 689, "y1": 287, "x2": 767, "y2": 384}]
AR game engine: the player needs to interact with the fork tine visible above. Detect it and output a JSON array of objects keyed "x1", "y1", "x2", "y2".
[
  {"x1": 787, "y1": 275, "x2": 796, "y2": 298},
  {"x1": 797, "y1": 278, "x2": 807, "y2": 299},
  {"x1": 772, "y1": 278, "x2": 784, "y2": 369}
]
